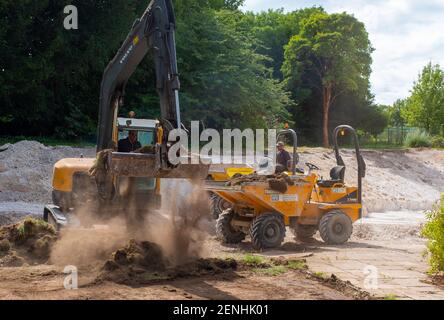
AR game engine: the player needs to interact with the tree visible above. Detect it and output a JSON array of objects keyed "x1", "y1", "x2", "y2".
[
  {"x1": 282, "y1": 12, "x2": 373, "y2": 146},
  {"x1": 388, "y1": 99, "x2": 407, "y2": 127},
  {"x1": 402, "y1": 63, "x2": 444, "y2": 135},
  {"x1": 358, "y1": 104, "x2": 388, "y2": 138}
]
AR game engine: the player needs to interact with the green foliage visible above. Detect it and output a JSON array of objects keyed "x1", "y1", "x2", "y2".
[
  {"x1": 402, "y1": 63, "x2": 444, "y2": 135},
  {"x1": 173, "y1": 7, "x2": 291, "y2": 130},
  {"x1": 403, "y1": 129, "x2": 432, "y2": 148},
  {"x1": 387, "y1": 99, "x2": 407, "y2": 127},
  {"x1": 0, "y1": 0, "x2": 291, "y2": 138},
  {"x1": 357, "y1": 104, "x2": 389, "y2": 138},
  {"x1": 431, "y1": 136, "x2": 444, "y2": 148},
  {"x1": 0, "y1": 1, "x2": 381, "y2": 144},
  {"x1": 421, "y1": 196, "x2": 444, "y2": 274}
]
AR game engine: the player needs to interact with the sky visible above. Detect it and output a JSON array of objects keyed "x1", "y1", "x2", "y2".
[{"x1": 242, "y1": 0, "x2": 444, "y2": 105}]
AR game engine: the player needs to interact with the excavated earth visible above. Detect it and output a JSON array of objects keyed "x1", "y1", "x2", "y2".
[{"x1": 0, "y1": 141, "x2": 443, "y2": 300}]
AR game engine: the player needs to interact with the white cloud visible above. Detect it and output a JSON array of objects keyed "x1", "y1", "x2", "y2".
[{"x1": 242, "y1": 0, "x2": 444, "y2": 105}]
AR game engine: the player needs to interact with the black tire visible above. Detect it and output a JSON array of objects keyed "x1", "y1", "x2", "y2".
[
  {"x1": 52, "y1": 190, "x2": 71, "y2": 213},
  {"x1": 210, "y1": 195, "x2": 232, "y2": 219},
  {"x1": 291, "y1": 224, "x2": 317, "y2": 241},
  {"x1": 250, "y1": 212, "x2": 286, "y2": 250},
  {"x1": 319, "y1": 210, "x2": 353, "y2": 244},
  {"x1": 46, "y1": 213, "x2": 60, "y2": 231},
  {"x1": 216, "y1": 209, "x2": 246, "y2": 244}
]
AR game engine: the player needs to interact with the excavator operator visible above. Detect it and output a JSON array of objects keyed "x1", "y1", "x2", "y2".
[{"x1": 118, "y1": 131, "x2": 142, "y2": 152}]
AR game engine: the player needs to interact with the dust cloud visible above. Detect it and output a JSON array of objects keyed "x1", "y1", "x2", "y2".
[
  {"x1": 145, "y1": 180, "x2": 211, "y2": 266},
  {"x1": 49, "y1": 180, "x2": 212, "y2": 268}
]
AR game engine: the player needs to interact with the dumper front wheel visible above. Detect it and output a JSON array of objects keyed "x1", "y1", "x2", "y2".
[
  {"x1": 319, "y1": 210, "x2": 353, "y2": 244},
  {"x1": 250, "y1": 212, "x2": 285, "y2": 250},
  {"x1": 210, "y1": 195, "x2": 232, "y2": 219},
  {"x1": 216, "y1": 209, "x2": 245, "y2": 244}
]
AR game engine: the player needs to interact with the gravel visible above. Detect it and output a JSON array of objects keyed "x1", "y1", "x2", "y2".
[{"x1": 0, "y1": 141, "x2": 94, "y2": 203}]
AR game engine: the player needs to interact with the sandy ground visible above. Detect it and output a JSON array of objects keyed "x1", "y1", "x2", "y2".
[
  {"x1": 0, "y1": 141, "x2": 443, "y2": 300},
  {"x1": 0, "y1": 262, "x2": 359, "y2": 300}
]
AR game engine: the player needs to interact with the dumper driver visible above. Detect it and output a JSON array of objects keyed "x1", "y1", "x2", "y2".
[
  {"x1": 118, "y1": 130, "x2": 142, "y2": 152},
  {"x1": 276, "y1": 141, "x2": 291, "y2": 172}
]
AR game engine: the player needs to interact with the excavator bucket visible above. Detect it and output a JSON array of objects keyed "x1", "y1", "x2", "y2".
[{"x1": 107, "y1": 151, "x2": 210, "y2": 180}]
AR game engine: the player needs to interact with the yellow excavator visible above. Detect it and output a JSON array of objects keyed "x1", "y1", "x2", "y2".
[{"x1": 44, "y1": 0, "x2": 208, "y2": 228}]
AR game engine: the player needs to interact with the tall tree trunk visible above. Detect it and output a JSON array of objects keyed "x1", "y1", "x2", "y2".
[{"x1": 322, "y1": 84, "x2": 332, "y2": 147}]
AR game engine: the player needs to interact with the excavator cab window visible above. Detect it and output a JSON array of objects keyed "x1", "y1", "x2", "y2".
[{"x1": 118, "y1": 129, "x2": 155, "y2": 149}]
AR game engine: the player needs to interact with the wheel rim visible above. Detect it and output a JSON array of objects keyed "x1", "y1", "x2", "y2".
[
  {"x1": 264, "y1": 222, "x2": 280, "y2": 243},
  {"x1": 333, "y1": 222, "x2": 344, "y2": 234},
  {"x1": 219, "y1": 199, "x2": 231, "y2": 212}
]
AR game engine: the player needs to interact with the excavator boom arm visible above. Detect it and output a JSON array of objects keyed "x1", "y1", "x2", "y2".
[{"x1": 97, "y1": 0, "x2": 180, "y2": 152}]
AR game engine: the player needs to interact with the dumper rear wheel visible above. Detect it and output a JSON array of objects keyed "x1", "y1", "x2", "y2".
[
  {"x1": 250, "y1": 212, "x2": 285, "y2": 250},
  {"x1": 216, "y1": 209, "x2": 245, "y2": 244},
  {"x1": 291, "y1": 224, "x2": 317, "y2": 242},
  {"x1": 319, "y1": 210, "x2": 353, "y2": 244}
]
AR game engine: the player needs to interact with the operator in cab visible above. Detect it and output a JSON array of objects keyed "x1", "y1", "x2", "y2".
[{"x1": 118, "y1": 130, "x2": 141, "y2": 152}]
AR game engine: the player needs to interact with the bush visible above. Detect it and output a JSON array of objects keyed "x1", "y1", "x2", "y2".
[
  {"x1": 422, "y1": 196, "x2": 444, "y2": 274},
  {"x1": 404, "y1": 129, "x2": 432, "y2": 147},
  {"x1": 431, "y1": 135, "x2": 444, "y2": 148}
]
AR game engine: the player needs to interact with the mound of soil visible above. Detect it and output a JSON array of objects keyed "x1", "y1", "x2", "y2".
[
  {"x1": 227, "y1": 172, "x2": 294, "y2": 193},
  {"x1": 99, "y1": 239, "x2": 237, "y2": 285},
  {"x1": 314, "y1": 273, "x2": 371, "y2": 300},
  {"x1": 0, "y1": 218, "x2": 57, "y2": 267}
]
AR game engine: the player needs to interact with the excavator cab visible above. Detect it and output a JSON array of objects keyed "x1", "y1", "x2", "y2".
[{"x1": 114, "y1": 117, "x2": 160, "y2": 202}]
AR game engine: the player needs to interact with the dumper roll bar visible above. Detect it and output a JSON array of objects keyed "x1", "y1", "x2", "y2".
[
  {"x1": 332, "y1": 125, "x2": 366, "y2": 206},
  {"x1": 277, "y1": 129, "x2": 298, "y2": 175}
]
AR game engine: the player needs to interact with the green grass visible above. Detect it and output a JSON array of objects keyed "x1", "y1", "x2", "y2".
[
  {"x1": 254, "y1": 265, "x2": 288, "y2": 276},
  {"x1": 383, "y1": 294, "x2": 398, "y2": 300},
  {"x1": 313, "y1": 271, "x2": 329, "y2": 279},
  {"x1": 242, "y1": 254, "x2": 265, "y2": 266},
  {"x1": 0, "y1": 135, "x2": 95, "y2": 147},
  {"x1": 17, "y1": 217, "x2": 56, "y2": 241},
  {"x1": 287, "y1": 260, "x2": 307, "y2": 270}
]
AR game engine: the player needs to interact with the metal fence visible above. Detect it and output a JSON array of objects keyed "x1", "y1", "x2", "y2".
[{"x1": 377, "y1": 127, "x2": 419, "y2": 145}]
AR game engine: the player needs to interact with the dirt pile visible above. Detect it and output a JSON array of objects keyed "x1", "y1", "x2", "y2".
[
  {"x1": 99, "y1": 239, "x2": 237, "y2": 285},
  {"x1": 352, "y1": 223, "x2": 422, "y2": 241},
  {"x1": 0, "y1": 217, "x2": 57, "y2": 267},
  {"x1": 313, "y1": 273, "x2": 372, "y2": 300},
  {"x1": 0, "y1": 141, "x2": 94, "y2": 203},
  {"x1": 227, "y1": 172, "x2": 294, "y2": 193},
  {"x1": 297, "y1": 148, "x2": 444, "y2": 213}
]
